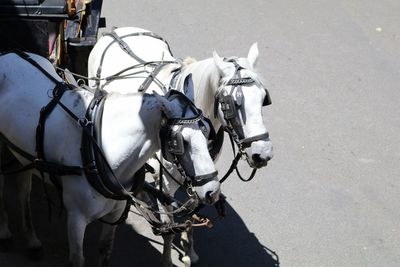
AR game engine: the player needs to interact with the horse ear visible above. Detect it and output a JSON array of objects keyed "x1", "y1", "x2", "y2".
[
  {"x1": 213, "y1": 51, "x2": 223, "y2": 72},
  {"x1": 183, "y1": 74, "x2": 195, "y2": 102},
  {"x1": 213, "y1": 51, "x2": 234, "y2": 77},
  {"x1": 152, "y1": 91, "x2": 174, "y2": 118},
  {"x1": 247, "y1": 42, "x2": 259, "y2": 68}
]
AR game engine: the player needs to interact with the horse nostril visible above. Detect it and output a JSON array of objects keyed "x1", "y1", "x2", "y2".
[
  {"x1": 252, "y1": 154, "x2": 272, "y2": 163},
  {"x1": 206, "y1": 191, "x2": 219, "y2": 203},
  {"x1": 205, "y1": 190, "x2": 220, "y2": 204},
  {"x1": 252, "y1": 153, "x2": 262, "y2": 163}
]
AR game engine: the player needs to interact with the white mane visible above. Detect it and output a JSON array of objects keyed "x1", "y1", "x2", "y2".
[
  {"x1": 181, "y1": 58, "x2": 221, "y2": 121},
  {"x1": 182, "y1": 57, "x2": 197, "y2": 65}
]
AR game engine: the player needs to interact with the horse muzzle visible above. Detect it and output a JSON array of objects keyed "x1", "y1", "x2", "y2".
[
  {"x1": 192, "y1": 172, "x2": 221, "y2": 205},
  {"x1": 245, "y1": 140, "x2": 273, "y2": 168},
  {"x1": 206, "y1": 188, "x2": 221, "y2": 205}
]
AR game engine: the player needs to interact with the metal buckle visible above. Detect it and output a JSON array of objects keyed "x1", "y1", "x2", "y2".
[
  {"x1": 77, "y1": 118, "x2": 92, "y2": 127},
  {"x1": 186, "y1": 183, "x2": 195, "y2": 196}
]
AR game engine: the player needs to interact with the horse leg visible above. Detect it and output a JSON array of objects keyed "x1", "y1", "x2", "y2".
[
  {"x1": 0, "y1": 172, "x2": 12, "y2": 251},
  {"x1": 160, "y1": 204, "x2": 174, "y2": 267},
  {"x1": 15, "y1": 172, "x2": 43, "y2": 259},
  {"x1": 0, "y1": 143, "x2": 14, "y2": 250},
  {"x1": 181, "y1": 226, "x2": 199, "y2": 266},
  {"x1": 162, "y1": 233, "x2": 174, "y2": 267},
  {"x1": 67, "y1": 211, "x2": 88, "y2": 267},
  {"x1": 157, "y1": 168, "x2": 183, "y2": 267},
  {"x1": 98, "y1": 204, "x2": 125, "y2": 267},
  {"x1": 98, "y1": 223, "x2": 117, "y2": 267}
]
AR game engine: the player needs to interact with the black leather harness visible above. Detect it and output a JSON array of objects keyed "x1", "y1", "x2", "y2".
[
  {"x1": 0, "y1": 50, "x2": 222, "y2": 232},
  {"x1": 0, "y1": 51, "x2": 193, "y2": 230},
  {"x1": 0, "y1": 50, "x2": 83, "y2": 179},
  {"x1": 95, "y1": 29, "x2": 180, "y2": 93},
  {"x1": 80, "y1": 90, "x2": 134, "y2": 200},
  {"x1": 0, "y1": 51, "x2": 142, "y2": 202}
]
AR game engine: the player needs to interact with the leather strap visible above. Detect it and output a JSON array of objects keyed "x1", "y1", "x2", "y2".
[
  {"x1": 104, "y1": 31, "x2": 146, "y2": 64},
  {"x1": 191, "y1": 171, "x2": 219, "y2": 187},
  {"x1": 96, "y1": 30, "x2": 175, "y2": 87},
  {"x1": 239, "y1": 132, "x2": 270, "y2": 148},
  {"x1": 0, "y1": 50, "x2": 82, "y2": 177}
]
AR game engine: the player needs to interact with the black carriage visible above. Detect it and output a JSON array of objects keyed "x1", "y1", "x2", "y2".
[{"x1": 0, "y1": 0, "x2": 105, "y2": 78}]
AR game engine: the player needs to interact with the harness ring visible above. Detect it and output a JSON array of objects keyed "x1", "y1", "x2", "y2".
[{"x1": 77, "y1": 117, "x2": 92, "y2": 127}]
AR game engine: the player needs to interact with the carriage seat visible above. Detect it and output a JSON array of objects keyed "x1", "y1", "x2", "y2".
[{"x1": 0, "y1": 0, "x2": 67, "y2": 18}]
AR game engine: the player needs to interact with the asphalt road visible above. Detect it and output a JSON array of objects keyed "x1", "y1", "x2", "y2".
[{"x1": 2, "y1": 1, "x2": 400, "y2": 266}]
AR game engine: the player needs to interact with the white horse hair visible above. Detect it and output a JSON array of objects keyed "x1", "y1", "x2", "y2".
[
  {"x1": 0, "y1": 51, "x2": 220, "y2": 267},
  {"x1": 88, "y1": 26, "x2": 273, "y2": 266}
]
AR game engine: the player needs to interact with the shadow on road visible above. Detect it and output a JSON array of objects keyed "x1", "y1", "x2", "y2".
[
  {"x1": 1, "y1": 177, "x2": 279, "y2": 267},
  {"x1": 110, "y1": 200, "x2": 280, "y2": 267},
  {"x1": 182, "y1": 203, "x2": 280, "y2": 267}
]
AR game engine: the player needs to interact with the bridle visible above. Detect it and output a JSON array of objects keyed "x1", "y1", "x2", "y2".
[
  {"x1": 215, "y1": 58, "x2": 272, "y2": 182},
  {"x1": 159, "y1": 90, "x2": 218, "y2": 196}
]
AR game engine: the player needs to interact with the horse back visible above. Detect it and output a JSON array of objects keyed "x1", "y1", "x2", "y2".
[
  {"x1": 0, "y1": 52, "x2": 85, "y2": 165},
  {"x1": 88, "y1": 27, "x2": 175, "y2": 91}
]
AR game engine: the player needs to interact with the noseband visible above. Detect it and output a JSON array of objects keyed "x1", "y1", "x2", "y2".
[{"x1": 215, "y1": 58, "x2": 271, "y2": 154}]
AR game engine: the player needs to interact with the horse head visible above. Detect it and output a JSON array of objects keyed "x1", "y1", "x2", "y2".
[
  {"x1": 153, "y1": 75, "x2": 220, "y2": 204},
  {"x1": 213, "y1": 43, "x2": 273, "y2": 168}
]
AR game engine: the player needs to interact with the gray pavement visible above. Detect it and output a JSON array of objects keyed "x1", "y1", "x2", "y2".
[{"x1": 1, "y1": 0, "x2": 400, "y2": 266}]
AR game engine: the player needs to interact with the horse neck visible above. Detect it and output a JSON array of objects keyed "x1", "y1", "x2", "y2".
[
  {"x1": 101, "y1": 93, "x2": 162, "y2": 181},
  {"x1": 180, "y1": 58, "x2": 222, "y2": 129}
]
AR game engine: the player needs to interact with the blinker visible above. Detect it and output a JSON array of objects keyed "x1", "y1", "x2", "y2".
[
  {"x1": 221, "y1": 95, "x2": 236, "y2": 120},
  {"x1": 263, "y1": 88, "x2": 272, "y2": 106},
  {"x1": 201, "y1": 117, "x2": 216, "y2": 140},
  {"x1": 168, "y1": 130, "x2": 184, "y2": 155}
]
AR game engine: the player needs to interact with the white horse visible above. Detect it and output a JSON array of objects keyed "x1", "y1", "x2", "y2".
[
  {"x1": 0, "y1": 51, "x2": 220, "y2": 267},
  {"x1": 88, "y1": 26, "x2": 274, "y2": 266}
]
